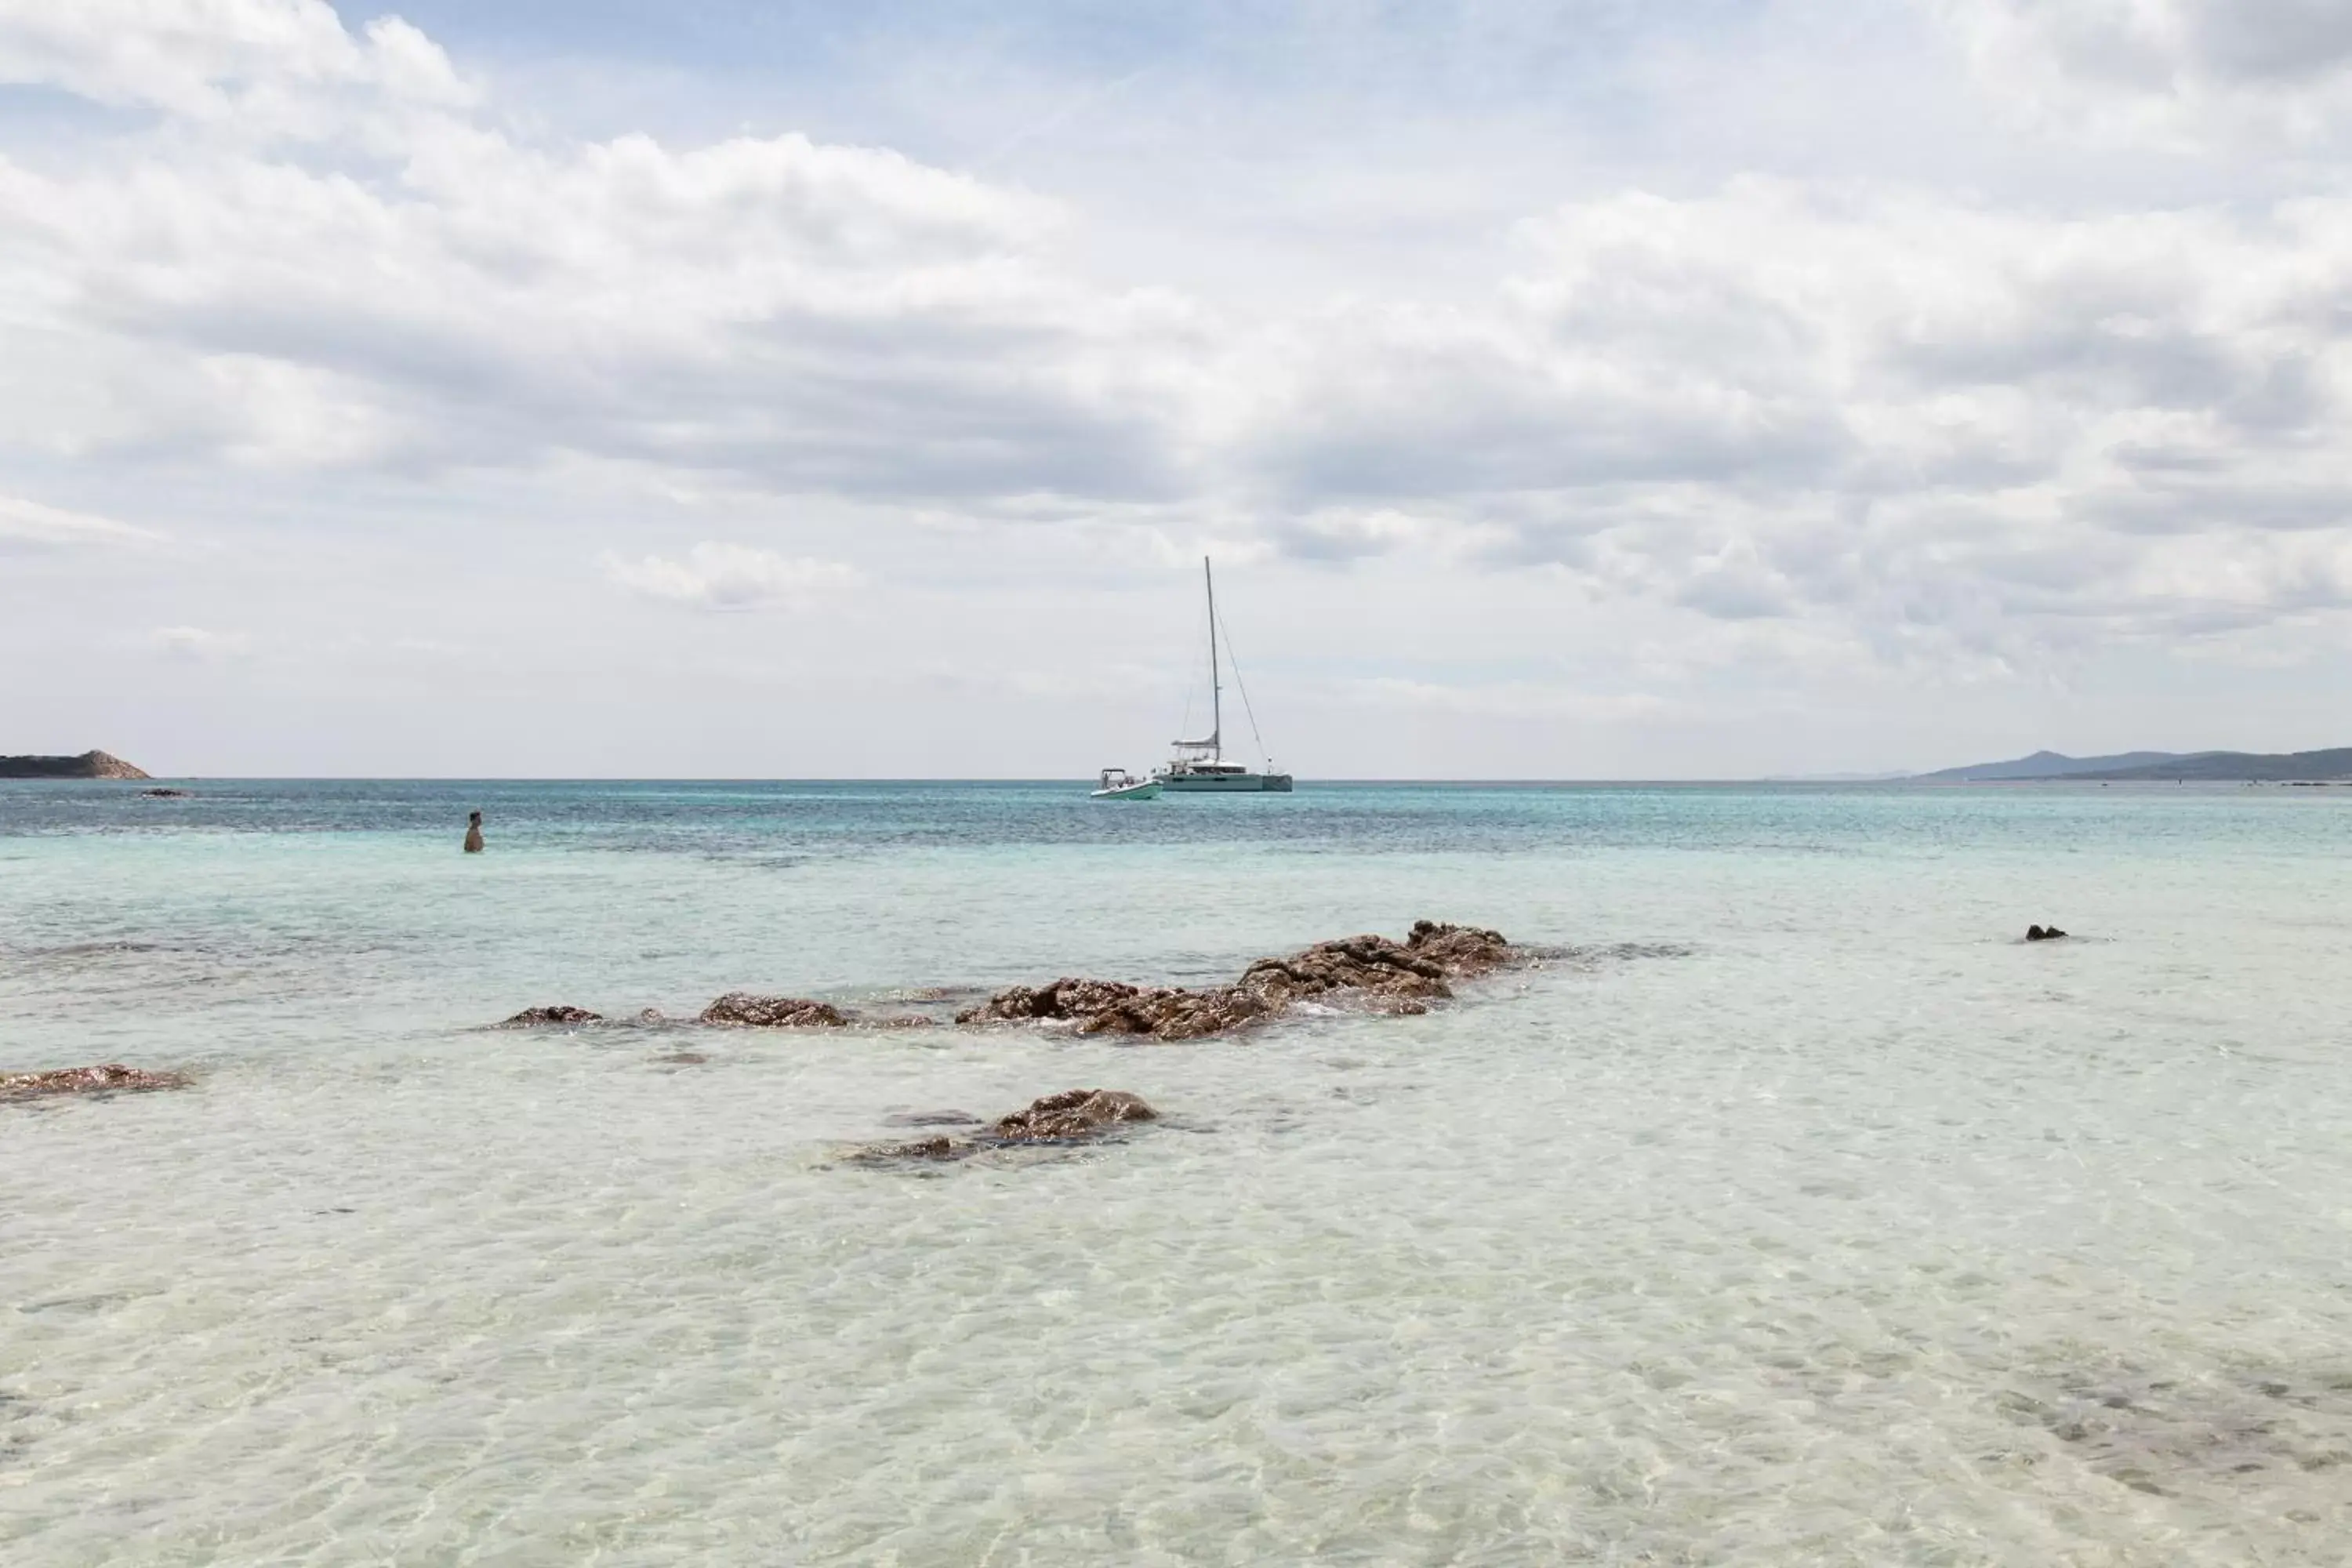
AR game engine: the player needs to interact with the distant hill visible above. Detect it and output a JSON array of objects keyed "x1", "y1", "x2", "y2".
[
  {"x1": 0, "y1": 750, "x2": 151, "y2": 779},
  {"x1": 1912, "y1": 750, "x2": 2182, "y2": 782},
  {"x1": 2072, "y1": 748, "x2": 2352, "y2": 782},
  {"x1": 1915, "y1": 746, "x2": 2352, "y2": 782}
]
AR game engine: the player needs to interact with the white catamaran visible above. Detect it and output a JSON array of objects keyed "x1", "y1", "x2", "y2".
[{"x1": 1154, "y1": 557, "x2": 1294, "y2": 793}]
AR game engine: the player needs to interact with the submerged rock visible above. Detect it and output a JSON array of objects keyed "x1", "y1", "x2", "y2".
[
  {"x1": 1237, "y1": 921, "x2": 1505, "y2": 1007},
  {"x1": 499, "y1": 1004, "x2": 604, "y2": 1027},
  {"x1": 493, "y1": 997, "x2": 906, "y2": 1030},
  {"x1": 865, "y1": 1134, "x2": 969, "y2": 1163},
  {"x1": 851, "y1": 1088, "x2": 1160, "y2": 1166},
  {"x1": 2026, "y1": 924, "x2": 2070, "y2": 942},
  {"x1": 141, "y1": 787, "x2": 191, "y2": 798},
  {"x1": 958, "y1": 975, "x2": 1272, "y2": 1040},
  {"x1": 699, "y1": 993, "x2": 849, "y2": 1028},
  {"x1": 1401, "y1": 919, "x2": 1514, "y2": 973},
  {"x1": 2, "y1": 1063, "x2": 191, "y2": 1103},
  {"x1": 956, "y1": 920, "x2": 1520, "y2": 1040},
  {"x1": 992, "y1": 1087, "x2": 1159, "y2": 1142}
]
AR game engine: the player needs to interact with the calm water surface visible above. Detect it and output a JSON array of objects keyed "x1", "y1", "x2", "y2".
[{"x1": 3, "y1": 779, "x2": 2351, "y2": 1565}]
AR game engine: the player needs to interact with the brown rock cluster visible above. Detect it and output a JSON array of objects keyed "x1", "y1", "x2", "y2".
[
  {"x1": 853, "y1": 1088, "x2": 1160, "y2": 1164},
  {"x1": 991, "y1": 1088, "x2": 1160, "y2": 1142},
  {"x1": 954, "y1": 975, "x2": 1267, "y2": 1040},
  {"x1": 493, "y1": 921, "x2": 1515, "y2": 1040},
  {"x1": 699, "y1": 994, "x2": 850, "y2": 1028},
  {"x1": 2, "y1": 1063, "x2": 190, "y2": 1103},
  {"x1": 499, "y1": 996, "x2": 922, "y2": 1029},
  {"x1": 956, "y1": 919, "x2": 1515, "y2": 1040},
  {"x1": 499, "y1": 1004, "x2": 604, "y2": 1026}
]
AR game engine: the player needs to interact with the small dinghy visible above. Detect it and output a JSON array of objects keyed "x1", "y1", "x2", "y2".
[{"x1": 1091, "y1": 768, "x2": 1161, "y2": 800}]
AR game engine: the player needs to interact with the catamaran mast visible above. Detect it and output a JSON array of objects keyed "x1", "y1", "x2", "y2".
[{"x1": 1204, "y1": 556, "x2": 1221, "y2": 762}]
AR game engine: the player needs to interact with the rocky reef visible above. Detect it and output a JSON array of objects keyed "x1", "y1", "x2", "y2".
[
  {"x1": 489, "y1": 920, "x2": 1523, "y2": 1042},
  {"x1": 495, "y1": 996, "x2": 929, "y2": 1031},
  {"x1": 993, "y1": 1088, "x2": 1160, "y2": 1141},
  {"x1": 499, "y1": 1004, "x2": 605, "y2": 1027},
  {"x1": 956, "y1": 920, "x2": 1517, "y2": 1040},
  {"x1": 0, "y1": 750, "x2": 151, "y2": 780},
  {"x1": 699, "y1": 994, "x2": 850, "y2": 1028},
  {"x1": 2, "y1": 1063, "x2": 190, "y2": 1103},
  {"x1": 851, "y1": 1088, "x2": 1160, "y2": 1165}
]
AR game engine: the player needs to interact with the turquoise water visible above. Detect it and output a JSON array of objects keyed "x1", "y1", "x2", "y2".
[{"x1": 5, "y1": 780, "x2": 2352, "y2": 1564}]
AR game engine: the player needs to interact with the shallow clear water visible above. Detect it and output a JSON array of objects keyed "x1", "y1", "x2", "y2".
[{"x1": 5, "y1": 779, "x2": 2352, "y2": 1565}]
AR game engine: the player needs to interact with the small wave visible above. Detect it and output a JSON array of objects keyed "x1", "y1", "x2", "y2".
[
  {"x1": 2, "y1": 939, "x2": 171, "y2": 960},
  {"x1": 1530, "y1": 941, "x2": 1697, "y2": 966}
]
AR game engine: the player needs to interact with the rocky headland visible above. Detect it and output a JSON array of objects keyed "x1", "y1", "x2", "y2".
[{"x1": 0, "y1": 750, "x2": 151, "y2": 780}]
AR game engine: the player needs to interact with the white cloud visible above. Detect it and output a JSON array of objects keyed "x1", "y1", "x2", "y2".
[
  {"x1": 2, "y1": 5, "x2": 2347, "y2": 672},
  {"x1": 0, "y1": 1, "x2": 1190, "y2": 495},
  {"x1": 0, "y1": 0, "x2": 471, "y2": 131},
  {"x1": 1346, "y1": 678, "x2": 1672, "y2": 724},
  {"x1": 12, "y1": 9, "x2": 2350, "y2": 671},
  {"x1": 0, "y1": 493, "x2": 160, "y2": 551},
  {"x1": 1230, "y1": 179, "x2": 2352, "y2": 656},
  {"x1": 600, "y1": 543, "x2": 860, "y2": 609},
  {"x1": 1928, "y1": 0, "x2": 2352, "y2": 145},
  {"x1": 150, "y1": 625, "x2": 249, "y2": 660}
]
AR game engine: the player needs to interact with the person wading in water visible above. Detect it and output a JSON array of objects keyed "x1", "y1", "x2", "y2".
[{"x1": 463, "y1": 811, "x2": 485, "y2": 854}]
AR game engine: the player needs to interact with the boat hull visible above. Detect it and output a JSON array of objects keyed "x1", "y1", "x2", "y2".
[
  {"x1": 1156, "y1": 772, "x2": 1293, "y2": 793},
  {"x1": 1091, "y1": 782, "x2": 1162, "y2": 800}
]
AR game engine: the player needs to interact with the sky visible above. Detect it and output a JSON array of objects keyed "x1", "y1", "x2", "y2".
[{"x1": 4, "y1": 1, "x2": 2352, "y2": 778}]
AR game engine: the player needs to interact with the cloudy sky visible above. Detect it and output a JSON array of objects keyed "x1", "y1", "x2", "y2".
[{"x1": 4, "y1": 0, "x2": 2352, "y2": 777}]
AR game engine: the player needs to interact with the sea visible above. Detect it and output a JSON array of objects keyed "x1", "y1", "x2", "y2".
[{"x1": 3, "y1": 778, "x2": 2350, "y2": 1566}]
